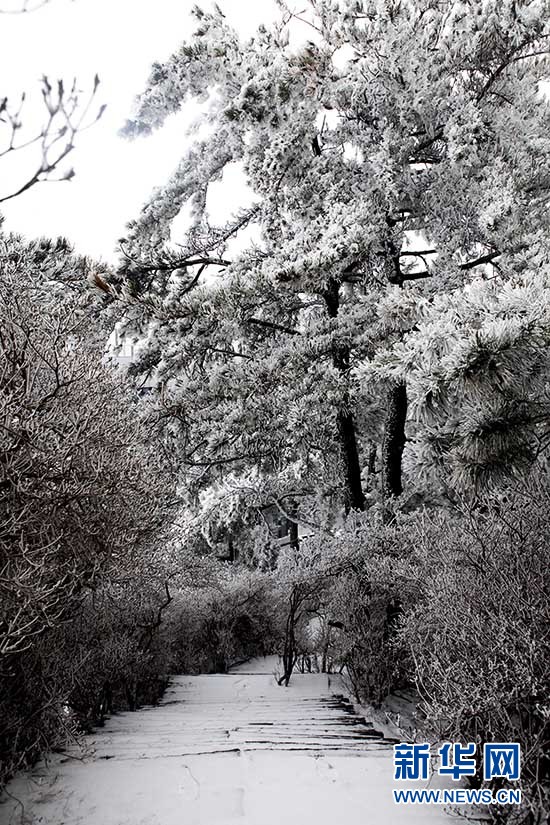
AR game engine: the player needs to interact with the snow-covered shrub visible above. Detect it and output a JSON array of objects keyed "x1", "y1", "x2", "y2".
[
  {"x1": 400, "y1": 477, "x2": 550, "y2": 824},
  {"x1": 313, "y1": 517, "x2": 417, "y2": 705},
  {"x1": 0, "y1": 235, "x2": 174, "y2": 787},
  {"x1": 1, "y1": 576, "x2": 172, "y2": 781},
  {"x1": 265, "y1": 525, "x2": 411, "y2": 691},
  {"x1": 329, "y1": 567, "x2": 409, "y2": 707},
  {"x1": 60, "y1": 578, "x2": 174, "y2": 721},
  {"x1": 165, "y1": 570, "x2": 279, "y2": 674},
  {"x1": 270, "y1": 537, "x2": 345, "y2": 685}
]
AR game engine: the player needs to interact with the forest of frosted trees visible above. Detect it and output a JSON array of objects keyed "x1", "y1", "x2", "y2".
[{"x1": 1, "y1": 1, "x2": 549, "y2": 823}]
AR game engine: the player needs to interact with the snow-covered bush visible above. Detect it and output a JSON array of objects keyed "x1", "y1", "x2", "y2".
[
  {"x1": 300, "y1": 515, "x2": 417, "y2": 704},
  {"x1": 165, "y1": 570, "x2": 280, "y2": 674},
  {"x1": 400, "y1": 476, "x2": 550, "y2": 824},
  {"x1": 0, "y1": 235, "x2": 174, "y2": 786},
  {"x1": 1, "y1": 576, "x2": 173, "y2": 781},
  {"x1": 270, "y1": 537, "x2": 344, "y2": 685},
  {"x1": 328, "y1": 564, "x2": 410, "y2": 706}
]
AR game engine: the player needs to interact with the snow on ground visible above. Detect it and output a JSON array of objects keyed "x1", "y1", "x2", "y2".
[{"x1": 0, "y1": 656, "x2": 457, "y2": 825}]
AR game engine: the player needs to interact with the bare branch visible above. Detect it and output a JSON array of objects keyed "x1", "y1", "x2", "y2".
[{"x1": 0, "y1": 75, "x2": 105, "y2": 203}]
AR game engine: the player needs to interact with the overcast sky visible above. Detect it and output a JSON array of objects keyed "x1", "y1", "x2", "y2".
[{"x1": 0, "y1": 0, "x2": 277, "y2": 262}]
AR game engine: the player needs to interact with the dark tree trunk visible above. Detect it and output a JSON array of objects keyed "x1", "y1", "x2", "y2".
[
  {"x1": 322, "y1": 278, "x2": 365, "y2": 513},
  {"x1": 367, "y1": 441, "x2": 377, "y2": 476},
  {"x1": 286, "y1": 498, "x2": 300, "y2": 551},
  {"x1": 288, "y1": 518, "x2": 299, "y2": 551},
  {"x1": 382, "y1": 381, "x2": 407, "y2": 499},
  {"x1": 278, "y1": 588, "x2": 300, "y2": 686},
  {"x1": 338, "y1": 407, "x2": 366, "y2": 512}
]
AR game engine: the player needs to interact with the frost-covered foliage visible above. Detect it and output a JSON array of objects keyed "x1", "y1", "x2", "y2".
[
  {"x1": 0, "y1": 233, "x2": 175, "y2": 786},
  {"x1": 363, "y1": 269, "x2": 550, "y2": 491},
  {"x1": 0, "y1": 234, "x2": 164, "y2": 656},
  {"x1": 400, "y1": 474, "x2": 550, "y2": 824},
  {"x1": 270, "y1": 535, "x2": 347, "y2": 685},
  {"x1": 165, "y1": 569, "x2": 280, "y2": 674},
  {"x1": 322, "y1": 520, "x2": 415, "y2": 705},
  {"x1": 247, "y1": 519, "x2": 412, "y2": 689},
  {"x1": 274, "y1": 476, "x2": 549, "y2": 821},
  {"x1": 113, "y1": 0, "x2": 550, "y2": 532}
]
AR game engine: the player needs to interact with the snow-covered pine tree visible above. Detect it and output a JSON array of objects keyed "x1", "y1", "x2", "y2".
[
  {"x1": 364, "y1": 269, "x2": 550, "y2": 493},
  {"x1": 113, "y1": 0, "x2": 550, "y2": 522}
]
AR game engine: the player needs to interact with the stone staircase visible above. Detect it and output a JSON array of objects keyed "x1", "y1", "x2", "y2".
[{"x1": 86, "y1": 669, "x2": 396, "y2": 760}]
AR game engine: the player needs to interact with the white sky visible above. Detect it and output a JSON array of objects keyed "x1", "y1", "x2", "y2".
[{"x1": 0, "y1": 0, "x2": 277, "y2": 262}]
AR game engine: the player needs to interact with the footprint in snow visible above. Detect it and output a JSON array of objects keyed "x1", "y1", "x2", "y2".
[{"x1": 314, "y1": 756, "x2": 338, "y2": 782}]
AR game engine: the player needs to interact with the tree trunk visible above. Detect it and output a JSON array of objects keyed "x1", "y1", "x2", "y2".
[
  {"x1": 338, "y1": 407, "x2": 366, "y2": 512},
  {"x1": 367, "y1": 441, "x2": 377, "y2": 476},
  {"x1": 278, "y1": 591, "x2": 299, "y2": 686},
  {"x1": 323, "y1": 278, "x2": 365, "y2": 513},
  {"x1": 288, "y1": 518, "x2": 299, "y2": 551},
  {"x1": 286, "y1": 498, "x2": 300, "y2": 551},
  {"x1": 382, "y1": 381, "x2": 407, "y2": 499}
]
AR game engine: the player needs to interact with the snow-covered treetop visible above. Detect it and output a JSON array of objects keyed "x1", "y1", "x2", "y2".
[
  {"x1": 120, "y1": 0, "x2": 550, "y2": 296},
  {"x1": 113, "y1": 0, "x2": 550, "y2": 518}
]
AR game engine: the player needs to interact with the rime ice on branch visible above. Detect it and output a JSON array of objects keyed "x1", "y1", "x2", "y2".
[{"x1": 115, "y1": 0, "x2": 550, "y2": 521}]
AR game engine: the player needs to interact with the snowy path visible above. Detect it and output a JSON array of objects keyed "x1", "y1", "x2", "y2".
[{"x1": 1, "y1": 657, "x2": 455, "y2": 825}]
